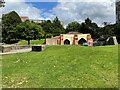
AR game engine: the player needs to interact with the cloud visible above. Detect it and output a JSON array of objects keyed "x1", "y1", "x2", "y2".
[
  {"x1": 1, "y1": 0, "x2": 116, "y2": 27},
  {"x1": 1, "y1": 0, "x2": 44, "y2": 20},
  {"x1": 44, "y1": 0, "x2": 116, "y2": 26}
]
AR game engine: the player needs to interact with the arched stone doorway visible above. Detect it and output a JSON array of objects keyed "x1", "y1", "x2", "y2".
[
  {"x1": 78, "y1": 38, "x2": 87, "y2": 45},
  {"x1": 64, "y1": 39, "x2": 70, "y2": 45}
]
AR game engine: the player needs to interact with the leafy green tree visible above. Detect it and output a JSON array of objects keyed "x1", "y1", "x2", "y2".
[
  {"x1": 40, "y1": 17, "x2": 65, "y2": 37},
  {"x1": 101, "y1": 25, "x2": 114, "y2": 39},
  {"x1": 80, "y1": 18, "x2": 99, "y2": 39},
  {"x1": 85, "y1": 18, "x2": 92, "y2": 25},
  {"x1": 66, "y1": 21, "x2": 81, "y2": 33},
  {"x1": 2, "y1": 11, "x2": 22, "y2": 44},
  {"x1": 16, "y1": 20, "x2": 44, "y2": 45},
  {"x1": 39, "y1": 20, "x2": 53, "y2": 38},
  {"x1": 52, "y1": 16, "x2": 65, "y2": 36}
]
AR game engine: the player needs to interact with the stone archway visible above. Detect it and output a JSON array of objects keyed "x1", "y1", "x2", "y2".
[
  {"x1": 78, "y1": 38, "x2": 87, "y2": 45},
  {"x1": 64, "y1": 39, "x2": 70, "y2": 45}
]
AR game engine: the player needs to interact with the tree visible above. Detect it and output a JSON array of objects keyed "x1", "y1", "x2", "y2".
[
  {"x1": 2, "y1": 11, "x2": 22, "y2": 44},
  {"x1": 52, "y1": 16, "x2": 65, "y2": 36},
  {"x1": 39, "y1": 20, "x2": 53, "y2": 38},
  {"x1": 16, "y1": 20, "x2": 44, "y2": 45},
  {"x1": 40, "y1": 17, "x2": 65, "y2": 37},
  {"x1": 80, "y1": 18, "x2": 99, "y2": 39},
  {"x1": 66, "y1": 21, "x2": 81, "y2": 33},
  {"x1": 85, "y1": 18, "x2": 92, "y2": 25}
]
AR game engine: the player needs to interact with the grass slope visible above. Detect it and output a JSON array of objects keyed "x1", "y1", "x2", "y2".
[{"x1": 2, "y1": 45, "x2": 118, "y2": 88}]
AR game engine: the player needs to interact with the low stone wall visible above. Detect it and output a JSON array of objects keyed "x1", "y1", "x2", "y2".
[
  {"x1": 0, "y1": 45, "x2": 31, "y2": 53},
  {"x1": 46, "y1": 38, "x2": 60, "y2": 45}
]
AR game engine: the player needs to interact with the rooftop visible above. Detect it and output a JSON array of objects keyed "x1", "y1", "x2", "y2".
[
  {"x1": 67, "y1": 32, "x2": 81, "y2": 34},
  {"x1": 20, "y1": 16, "x2": 29, "y2": 19}
]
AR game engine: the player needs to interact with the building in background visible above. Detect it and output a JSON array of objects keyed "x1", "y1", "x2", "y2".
[
  {"x1": 20, "y1": 16, "x2": 45, "y2": 23},
  {"x1": 116, "y1": 0, "x2": 120, "y2": 24},
  {"x1": 46, "y1": 32, "x2": 93, "y2": 46},
  {"x1": 20, "y1": 16, "x2": 29, "y2": 22},
  {"x1": 0, "y1": 0, "x2": 5, "y2": 7}
]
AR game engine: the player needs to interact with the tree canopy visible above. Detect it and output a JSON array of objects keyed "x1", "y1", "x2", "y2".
[
  {"x1": 2, "y1": 11, "x2": 22, "y2": 44},
  {"x1": 2, "y1": 11, "x2": 120, "y2": 44},
  {"x1": 66, "y1": 21, "x2": 81, "y2": 33},
  {"x1": 40, "y1": 16, "x2": 65, "y2": 37},
  {"x1": 16, "y1": 20, "x2": 44, "y2": 45},
  {"x1": 80, "y1": 18, "x2": 99, "y2": 39},
  {"x1": 52, "y1": 16, "x2": 65, "y2": 36}
]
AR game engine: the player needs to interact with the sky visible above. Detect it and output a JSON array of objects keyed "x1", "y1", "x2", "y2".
[{"x1": 1, "y1": 0, "x2": 117, "y2": 27}]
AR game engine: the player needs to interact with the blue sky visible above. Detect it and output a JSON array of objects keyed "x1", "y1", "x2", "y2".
[
  {"x1": 3, "y1": 0, "x2": 116, "y2": 26},
  {"x1": 25, "y1": 2, "x2": 58, "y2": 19},
  {"x1": 26, "y1": 2, "x2": 58, "y2": 12}
]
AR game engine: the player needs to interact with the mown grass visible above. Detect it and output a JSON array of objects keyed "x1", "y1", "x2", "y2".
[
  {"x1": 17, "y1": 39, "x2": 45, "y2": 45},
  {"x1": 2, "y1": 45, "x2": 118, "y2": 88}
]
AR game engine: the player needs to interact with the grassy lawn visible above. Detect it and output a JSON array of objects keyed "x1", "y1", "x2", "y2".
[
  {"x1": 17, "y1": 39, "x2": 45, "y2": 45},
  {"x1": 2, "y1": 45, "x2": 118, "y2": 88}
]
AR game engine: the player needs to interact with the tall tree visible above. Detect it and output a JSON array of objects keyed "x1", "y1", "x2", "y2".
[
  {"x1": 66, "y1": 21, "x2": 81, "y2": 33},
  {"x1": 52, "y1": 16, "x2": 65, "y2": 36},
  {"x1": 80, "y1": 18, "x2": 99, "y2": 39},
  {"x1": 40, "y1": 17, "x2": 65, "y2": 37},
  {"x1": 85, "y1": 18, "x2": 92, "y2": 25},
  {"x1": 39, "y1": 20, "x2": 53, "y2": 38},
  {"x1": 2, "y1": 11, "x2": 22, "y2": 44},
  {"x1": 16, "y1": 20, "x2": 44, "y2": 45},
  {"x1": 101, "y1": 25, "x2": 114, "y2": 38}
]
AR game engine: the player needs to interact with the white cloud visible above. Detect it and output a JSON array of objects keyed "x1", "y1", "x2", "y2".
[
  {"x1": 1, "y1": 0, "x2": 116, "y2": 27},
  {"x1": 44, "y1": 0, "x2": 116, "y2": 26},
  {"x1": 1, "y1": 0, "x2": 44, "y2": 20}
]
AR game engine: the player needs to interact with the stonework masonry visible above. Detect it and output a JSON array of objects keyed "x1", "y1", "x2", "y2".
[{"x1": 46, "y1": 32, "x2": 93, "y2": 45}]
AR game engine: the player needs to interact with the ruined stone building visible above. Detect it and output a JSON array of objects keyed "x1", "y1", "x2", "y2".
[{"x1": 46, "y1": 32, "x2": 93, "y2": 46}]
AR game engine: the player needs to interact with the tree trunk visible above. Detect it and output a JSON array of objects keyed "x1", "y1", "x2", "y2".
[
  {"x1": 45, "y1": 33, "x2": 46, "y2": 44},
  {"x1": 28, "y1": 40, "x2": 30, "y2": 45}
]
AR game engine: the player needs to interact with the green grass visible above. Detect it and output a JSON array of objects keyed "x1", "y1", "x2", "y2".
[
  {"x1": 17, "y1": 39, "x2": 45, "y2": 45},
  {"x1": 2, "y1": 45, "x2": 118, "y2": 88}
]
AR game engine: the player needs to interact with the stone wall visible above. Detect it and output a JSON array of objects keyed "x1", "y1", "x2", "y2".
[
  {"x1": 46, "y1": 38, "x2": 60, "y2": 45},
  {"x1": 0, "y1": 45, "x2": 31, "y2": 53},
  {"x1": 46, "y1": 33, "x2": 92, "y2": 45},
  {"x1": 62, "y1": 34, "x2": 90, "y2": 45}
]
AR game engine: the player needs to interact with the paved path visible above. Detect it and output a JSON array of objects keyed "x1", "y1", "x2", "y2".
[{"x1": 1, "y1": 48, "x2": 32, "y2": 55}]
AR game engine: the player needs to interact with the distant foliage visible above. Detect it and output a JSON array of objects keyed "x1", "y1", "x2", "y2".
[
  {"x1": 40, "y1": 16, "x2": 65, "y2": 37},
  {"x1": 2, "y1": 11, "x2": 120, "y2": 44},
  {"x1": 66, "y1": 21, "x2": 81, "y2": 33},
  {"x1": 52, "y1": 16, "x2": 65, "y2": 36}
]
